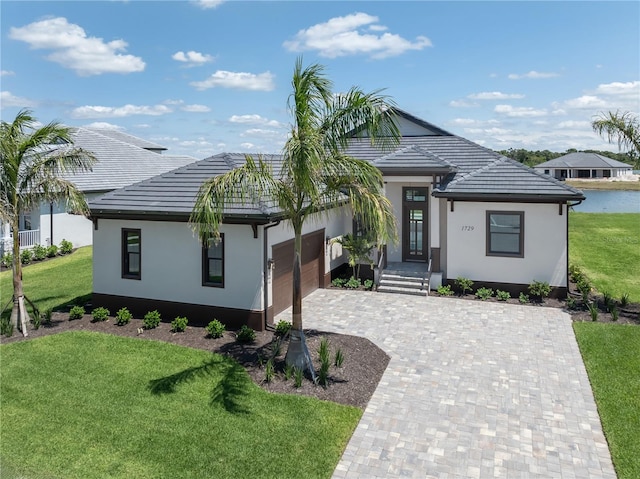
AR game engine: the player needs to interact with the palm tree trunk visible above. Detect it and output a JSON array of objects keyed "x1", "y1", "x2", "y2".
[
  {"x1": 285, "y1": 226, "x2": 316, "y2": 381},
  {"x1": 10, "y1": 221, "x2": 29, "y2": 336}
]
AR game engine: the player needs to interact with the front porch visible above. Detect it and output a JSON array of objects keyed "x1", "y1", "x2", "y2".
[{"x1": 376, "y1": 260, "x2": 432, "y2": 297}]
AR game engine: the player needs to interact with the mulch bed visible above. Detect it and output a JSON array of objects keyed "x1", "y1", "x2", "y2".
[{"x1": 0, "y1": 312, "x2": 389, "y2": 410}]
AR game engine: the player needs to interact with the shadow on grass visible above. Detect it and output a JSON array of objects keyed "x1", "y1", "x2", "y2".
[{"x1": 148, "y1": 354, "x2": 252, "y2": 414}]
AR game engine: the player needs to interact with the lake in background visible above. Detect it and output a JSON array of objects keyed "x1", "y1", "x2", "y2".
[{"x1": 572, "y1": 190, "x2": 640, "y2": 213}]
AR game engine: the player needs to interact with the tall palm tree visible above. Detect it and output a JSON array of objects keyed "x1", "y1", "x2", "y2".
[
  {"x1": 190, "y1": 58, "x2": 400, "y2": 376},
  {"x1": 1, "y1": 109, "x2": 96, "y2": 336},
  {"x1": 592, "y1": 110, "x2": 640, "y2": 168}
]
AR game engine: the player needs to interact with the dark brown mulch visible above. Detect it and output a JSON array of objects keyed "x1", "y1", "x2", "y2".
[{"x1": 0, "y1": 313, "x2": 389, "y2": 410}]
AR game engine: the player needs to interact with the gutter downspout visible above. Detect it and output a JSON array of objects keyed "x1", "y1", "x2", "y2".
[
  {"x1": 263, "y1": 220, "x2": 281, "y2": 330},
  {"x1": 565, "y1": 199, "x2": 584, "y2": 293},
  {"x1": 49, "y1": 202, "x2": 54, "y2": 246}
]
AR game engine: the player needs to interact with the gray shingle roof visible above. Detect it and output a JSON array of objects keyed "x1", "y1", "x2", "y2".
[
  {"x1": 82, "y1": 128, "x2": 167, "y2": 152},
  {"x1": 535, "y1": 152, "x2": 633, "y2": 169},
  {"x1": 63, "y1": 128, "x2": 197, "y2": 192},
  {"x1": 89, "y1": 153, "x2": 284, "y2": 220},
  {"x1": 371, "y1": 145, "x2": 457, "y2": 173}
]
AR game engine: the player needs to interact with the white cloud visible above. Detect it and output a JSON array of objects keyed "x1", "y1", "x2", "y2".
[
  {"x1": 508, "y1": 71, "x2": 559, "y2": 80},
  {"x1": 1, "y1": 70, "x2": 15, "y2": 76},
  {"x1": 192, "y1": 0, "x2": 223, "y2": 9},
  {"x1": 181, "y1": 104, "x2": 211, "y2": 113},
  {"x1": 240, "y1": 142, "x2": 257, "y2": 149},
  {"x1": 595, "y1": 80, "x2": 639, "y2": 96},
  {"x1": 449, "y1": 100, "x2": 478, "y2": 108},
  {"x1": 172, "y1": 50, "x2": 214, "y2": 66},
  {"x1": 494, "y1": 104, "x2": 547, "y2": 117},
  {"x1": 190, "y1": 70, "x2": 275, "y2": 91},
  {"x1": 0, "y1": 91, "x2": 36, "y2": 108},
  {"x1": 557, "y1": 120, "x2": 591, "y2": 128},
  {"x1": 283, "y1": 12, "x2": 432, "y2": 59},
  {"x1": 71, "y1": 104, "x2": 172, "y2": 118},
  {"x1": 240, "y1": 128, "x2": 282, "y2": 138},
  {"x1": 465, "y1": 127, "x2": 512, "y2": 135},
  {"x1": 229, "y1": 114, "x2": 283, "y2": 127},
  {"x1": 563, "y1": 95, "x2": 608, "y2": 109},
  {"x1": 9, "y1": 17, "x2": 145, "y2": 76},
  {"x1": 83, "y1": 121, "x2": 123, "y2": 130},
  {"x1": 450, "y1": 118, "x2": 500, "y2": 126},
  {"x1": 468, "y1": 91, "x2": 524, "y2": 100}
]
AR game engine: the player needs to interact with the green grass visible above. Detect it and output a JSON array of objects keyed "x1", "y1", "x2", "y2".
[
  {"x1": 566, "y1": 180, "x2": 640, "y2": 191},
  {"x1": 569, "y1": 213, "x2": 640, "y2": 301},
  {"x1": 0, "y1": 331, "x2": 361, "y2": 479},
  {"x1": 573, "y1": 323, "x2": 640, "y2": 478},
  {"x1": 0, "y1": 246, "x2": 92, "y2": 314}
]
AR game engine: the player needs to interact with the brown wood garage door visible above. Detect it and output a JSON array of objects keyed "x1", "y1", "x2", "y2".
[{"x1": 272, "y1": 229, "x2": 324, "y2": 316}]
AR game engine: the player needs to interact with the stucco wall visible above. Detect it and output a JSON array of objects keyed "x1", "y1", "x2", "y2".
[
  {"x1": 445, "y1": 201, "x2": 567, "y2": 287},
  {"x1": 39, "y1": 192, "x2": 106, "y2": 248}
]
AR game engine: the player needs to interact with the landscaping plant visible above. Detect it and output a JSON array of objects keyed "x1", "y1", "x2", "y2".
[
  {"x1": 588, "y1": 302, "x2": 599, "y2": 321},
  {"x1": 32, "y1": 244, "x2": 47, "y2": 261},
  {"x1": 68, "y1": 305, "x2": 85, "y2": 320},
  {"x1": 235, "y1": 325, "x2": 255, "y2": 343},
  {"x1": 454, "y1": 276, "x2": 474, "y2": 296},
  {"x1": 91, "y1": 307, "x2": 110, "y2": 322},
  {"x1": 496, "y1": 290, "x2": 510, "y2": 301},
  {"x1": 59, "y1": 239, "x2": 73, "y2": 255},
  {"x1": 437, "y1": 284, "x2": 454, "y2": 296},
  {"x1": 274, "y1": 320, "x2": 291, "y2": 338},
  {"x1": 171, "y1": 316, "x2": 188, "y2": 332},
  {"x1": 475, "y1": 287, "x2": 493, "y2": 301},
  {"x1": 528, "y1": 280, "x2": 551, "y2": 301},
  {"x1": 115, "y1": 307, "x2": 133, "y2": 326},
  {"x1": 46, "y1": 245, "x2": 58, "y2": 258},
  {"x1": 205, "y1": 319, "x2": 225, "y2": 338},
  {"x1": 518, "y1": 292, "x2": 529, "y2": 304},
  {"x1": 143, "y1": 310, "x2": 162, "y2": 329},
  {"x1": 20, "y1": 249, "x2": 33, "y2": 265}
]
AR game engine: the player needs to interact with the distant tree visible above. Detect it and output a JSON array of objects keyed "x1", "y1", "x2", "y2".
[
  {"x1": 0, "y1": 109, "x2": 96, "y2": 335},
  {"x1": 592, "y1": 110, "x2": 640, "y2": 168}
]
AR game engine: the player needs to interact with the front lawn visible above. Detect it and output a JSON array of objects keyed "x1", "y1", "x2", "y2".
[
  {"x1": 0, "y1": 331, "x2": 361, "y2": 479},
  {"x1": 0, "y1": 246, "x2": 93, "y2": 314},
  {"x1": 569, "y1": 212, "x2": 640, "y2": 301},
  {"x1": 574, "y1": 322, "x2": 640, "y2": 479}
]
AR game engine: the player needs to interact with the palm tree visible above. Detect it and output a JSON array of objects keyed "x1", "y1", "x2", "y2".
[
  {"x1": 592, "y1": 110, "x2": 640, "y2": 168},
  {"x1": 190, "y1": 58, "x2": 400, "y2": 376},
  {"x1": 1, "y1": 109, "x2": 96, "y2": 336}
]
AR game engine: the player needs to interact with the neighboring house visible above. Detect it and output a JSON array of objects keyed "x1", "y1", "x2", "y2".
[
  {"x1": 0, "y1": 128, "x2": 197, "y2": 255},
  {"x1": 89, "y1": 109, "x2": 585, "y2": 331},
  {"x1": 534, "y1": 152, "x2": 633, "y2": 180}
]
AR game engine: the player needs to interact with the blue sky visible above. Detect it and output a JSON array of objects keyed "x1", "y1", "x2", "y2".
[{"x1": 2, "y1": 1, "x2": 639, "y2": 159}]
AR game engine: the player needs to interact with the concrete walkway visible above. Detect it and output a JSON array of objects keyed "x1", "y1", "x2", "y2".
[{"x1": 276, "y1": 289, "x2": 616, "y2": 478}]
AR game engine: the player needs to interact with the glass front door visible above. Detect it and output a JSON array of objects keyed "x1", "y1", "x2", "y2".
[{"x1": 402, "y1": 188, "x2": 428, "y2": 261}]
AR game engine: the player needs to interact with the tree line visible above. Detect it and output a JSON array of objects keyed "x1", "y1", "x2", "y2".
[{"x1": 497, "y1": 148, "x2": 635, "y2": 168}]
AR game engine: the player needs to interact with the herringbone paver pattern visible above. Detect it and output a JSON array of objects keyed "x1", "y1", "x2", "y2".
[{"x1": 277, "y1": 289, "x2": 616, "y2": 478}]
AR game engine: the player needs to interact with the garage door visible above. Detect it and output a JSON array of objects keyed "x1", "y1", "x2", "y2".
[{"x1": 272, "y1": 229, "x2": 324, "y2": 316}]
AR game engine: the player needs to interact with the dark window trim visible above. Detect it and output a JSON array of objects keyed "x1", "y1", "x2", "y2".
[
  {"x1": 121, "y1": 228, "x2": 141, "y2": 280},
  {"x1": 202, "y1": 234, "x2": 225, "y2": 288},
  {"x1": 486, "y1": 211, "x2": 524, "y2": 258}
]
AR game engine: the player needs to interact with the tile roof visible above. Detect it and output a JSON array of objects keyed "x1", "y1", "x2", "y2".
[
  {"x1": 534, "y1": 152, "x2": 633, "y2": 169},
  {"x1": 89, "y1": 153, "x2": 284, "y2": 220},
  {"x1": 371, "y1": 145, "x2": 457, "y2": 173},
  {"x1": 62, "y1": 127, "x2": 197, "y2": 192},
  {"x1": 82, "y1": 128, "x2": 167, "y2": 151}
]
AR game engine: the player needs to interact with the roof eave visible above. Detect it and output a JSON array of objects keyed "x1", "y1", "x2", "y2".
[{"x1": 431, "y1": 192, "x2": 586, "y2": 202}]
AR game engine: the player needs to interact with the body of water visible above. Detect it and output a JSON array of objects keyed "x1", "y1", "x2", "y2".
[{"x1": 572, "y1": 189, "x2": 640, "y2": 213}]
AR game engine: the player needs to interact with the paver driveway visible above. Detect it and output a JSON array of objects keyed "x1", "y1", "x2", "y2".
[{"x1": 277, "y1": 289, "x2": 616, "y2": 478}]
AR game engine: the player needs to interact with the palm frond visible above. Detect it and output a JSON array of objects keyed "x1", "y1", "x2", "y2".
[{"x1": 592, "y1": 110, "x2": 640, "y2": 159}]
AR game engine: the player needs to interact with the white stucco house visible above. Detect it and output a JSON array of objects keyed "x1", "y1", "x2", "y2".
[
  {"x1": 0, "y1": 128, "x2": 197, "y2": 256},
  {"x1": 89, "y1": 109, "x2": 585, "y2": 331},
  {"x1": 534, "y1": 152, "x2": 634, "y2": 180}
]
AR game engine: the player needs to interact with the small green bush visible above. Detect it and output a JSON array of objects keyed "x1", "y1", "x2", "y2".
[
  {"x1": 496, "y1": 290, "x2": 511, "y2": 301},
  {"x1": 69, "y1": 305, "x2": 85, "y2": 320},
  {"x1": 610, "y1": 305, "x2": 619, "y2": 322},
  {"x1": 171, "y1": 316, "x2": 188, "y2": 332},
  {"x1": 602, "y1": 291, "x2": 614, "y2": 312},
  {"x1": 59, "y1": 239, "x2": 73, "y2": 255},
  {"x1": 264, "y1": 359, "x2": 275, "y2": 383},
  {"x1": 274, "y1": 320, "x2": 291, "y2": 338},
  {"x1": 20, "y1": 249, "x2": 33, "y2": 265},
  {"x1": 475, "y1": 287, "x2": 493, "y2": 300},
  {"x1": 437, "y1": 284, "x2": 454, "y2": 296},
  {"x1": 236, "y1": 325, "x2": 255, "y2": 343},
  {"x1": 528, "y1": 280, "x2": 551, "y2": 300},
  {"x1": 205, "y1": 319, "x2": 225, "y2": 338},
  {"x1": 318, "y1": 337, "x2": 330, "y2": 365},
  {"x1": 92, "y1": 307, "x2": 110, "y2": 322},
  {"x1": 519, "y1": 292, "x2": 529, "y2": 304},
  {"x1": 334, "y1": 348, "x2": 345, "y2": 368},
  {"x1": 588, "y1": 301, "x2": 599, "y2": 321},
  {"x1": 41, "y1": 308, "x2": 53, "y2": 325},
  {"x1": 115, "y1": 307, "x2": 133, "y2": 326},
  {"x1": 363, "y1": 279, "x2": 374, "y2": 290},
  {"x1": 46, "y1": 245, "x2": 58, "y2": 258},
  {"x1": 293, "y1": 367, "x2": 303, "y2": 388},
  {"x1": 566, "y1": 296, "x2": 577, "y2": 310},
  {"x1": 577, "y1": 279, "x2": 591, "y2": 303},
  {"x1": 1, "y1": 252, "x2": 13, "y2": 268},
  {"x1": 32, "y1": 244, "x2": 47, "y2": 261},
  {"x1": 345, "y1": 277, "x2": 361, "y2": 289},
  {"x1": 143, "y1": 310, "x2": 162, "y2": 329},
  {"x1": 331, "y1": 278, "x2": 346, "y2": 288},
  {"x1": 620, "y1": 292, "x2": 630, "y2": 308},
  {"x1": 31, "y1": 313, "x2": 41, "y2": 330},
  {"x1": 454, "y1": 277, "x2": 474, "y2": 295}
]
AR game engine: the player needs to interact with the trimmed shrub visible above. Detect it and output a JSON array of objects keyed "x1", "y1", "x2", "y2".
[
  {"x1": 475, "y1": 287, "x2": 493, "y2": 300},
  {"x1": 115, "y1": 307, "x2": 133, "y2": 326},
  {"x1": 331, "y1": 278, "x2": 346, "y2": 288},
  {"x1": 274, "y1": 320, "x2": 291, "y2": 338},
  {"x1": 454, "y1": 277, "x2": 474, "y2": 295},
  {"x1": 566, "y1": 296, "x2": 577, "y2": 310},
  {"x1": 41, "y1": 308, "x2": 53, "y2": 325},
  {"x1": 363, "y1": 279, "x2": 374, "y2": 291},
  {"x1": 519, "y1": 292, "x2": 529, "y2": 304},
  {"x1": 496, "y1": 290, "x2": 510, "y2": 301},
  {"x1": 20, "y1": 249, "x2": 33, "y2": 265},
  {"x1": 205, "y1": 319, "x2": 225, "y2": 338},
  {"x1": 1, "y1": 317, "x2": 13, "y2": 337},
  {"x1": 92, "y1": 307, "x2": 110, "y2": 322},
  {"x1": 46, "y1": 245, "x2": 58, "y2": 258},
  {"x1": 528, "y1": 280, "x2": 551, "y2": 301},
  {"x1": 345, "y1": 277, "x2": 361, "y2": 289},
  {"x1": 437, "y1": 284, "x2": 454, "y2": 296},
  {"x1": 1, "y1": 252, "x2": 13, "y2": 268},
  {"x1": 171, "y1": 316, "x2": 188, "y2": 332},
  {"x1": 32, "y1": 244, "x2": 47, "y2": 261},
  {"x1": 69, "y1": 305, "x2": 85, "y2": 320},
  {"x1": 59, "y1": 239, "x2": 73, "y2": 255},
  {"x1": 143, "y1": 310, "x2": 162, "y2": 329},
  {"x1": 236, "y1": 325, "x2": 256, "y2": 343}
]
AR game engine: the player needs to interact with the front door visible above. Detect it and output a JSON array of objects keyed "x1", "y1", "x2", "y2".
[{"x1": 402, "y1": 187, "x2": 428, "y2": 262}]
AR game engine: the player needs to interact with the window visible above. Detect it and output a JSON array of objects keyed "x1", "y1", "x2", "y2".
[
  {"x1": 122, "y1": 229, "x2": 141, "y2": 279},
  {"x1": 486, "y1": 211, "x2": 524, "y2": 258},
  {"x1": 203, "y1": 234, "x2": 224, "y2": 287}
]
